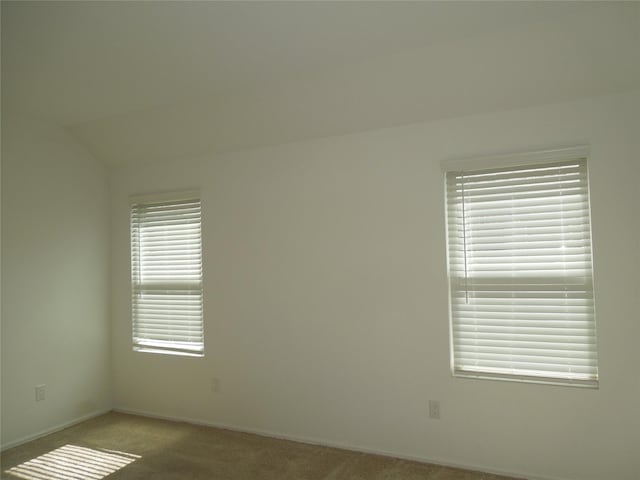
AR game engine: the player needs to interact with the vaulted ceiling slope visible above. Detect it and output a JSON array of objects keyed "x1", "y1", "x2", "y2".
[{"x1": 2, "y1": 1, "x2": 639, "y2": 167}]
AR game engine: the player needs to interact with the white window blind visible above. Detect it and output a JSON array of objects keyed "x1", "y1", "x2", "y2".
[
  {"x1": 444, "y1": 151, "x2": 598, "y2": 387},
  {"x1": 130, "y1": 191, "x2": 204, "y2": 356}
]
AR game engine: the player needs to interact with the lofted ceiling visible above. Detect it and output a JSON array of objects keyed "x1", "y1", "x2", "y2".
[{"x1": 2, "y1": 1, "x2": 639, "y2": 167}]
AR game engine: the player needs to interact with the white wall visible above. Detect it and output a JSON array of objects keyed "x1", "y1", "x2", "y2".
[
  {"x1": 110, "y1": 91, "x2": 640, "y2": 480},
  {"x1": 1, "y1": 113, "x2": 112, "y2": 448}
]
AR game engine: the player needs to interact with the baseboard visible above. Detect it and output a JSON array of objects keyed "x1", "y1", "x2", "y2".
[
  {"x1": 113, "y1": 406, "x2": 555, "y2": 480},
  {"x1": 1, "y1": 408, "x2": 112, "y2": 451}
]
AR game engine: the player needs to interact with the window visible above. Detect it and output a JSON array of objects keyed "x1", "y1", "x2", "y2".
[
  {"x1": 444, "y1": 147, "x2": 598, "y2": 387},
  {"x1": 130, "y1": 191, "x2": 204, "y2": 356}
]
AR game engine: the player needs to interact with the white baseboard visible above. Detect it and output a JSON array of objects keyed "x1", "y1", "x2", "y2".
[
  {"x1": 113, "y1": 407, "x2": 557, "y2": 480},
  {"x1": 1, "y1": 409, "x2": 112, "y2": 451}
]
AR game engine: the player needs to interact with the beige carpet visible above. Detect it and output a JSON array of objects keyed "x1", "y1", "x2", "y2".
[{"x1": 1, "y1": 412, "x2": 522, "y2": 480}]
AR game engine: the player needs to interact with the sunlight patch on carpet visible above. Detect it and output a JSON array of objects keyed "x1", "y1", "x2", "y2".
[{"x1": 5, "y1": 444, "x2": 140, "y2": 480}]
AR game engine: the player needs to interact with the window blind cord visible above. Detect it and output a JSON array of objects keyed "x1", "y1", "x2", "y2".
[
  {"x1": 460, "y1": 172, "x2": 469, "y2": 304},
  {"x1": 133, "y1": 208, "x2": 142, "y2": 290}
]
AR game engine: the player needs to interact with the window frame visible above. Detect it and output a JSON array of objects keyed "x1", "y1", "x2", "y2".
[
  {"x1": 442, "y1": 146, "x2": 599, "y2": 388},
  {"x1": 129, "y1": 190, "x2": 204, "y2": 357}
]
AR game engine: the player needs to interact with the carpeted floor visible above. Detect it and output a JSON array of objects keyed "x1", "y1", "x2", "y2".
[{"x1": 1, "y1": 412, "x2": 522, "y2": 480}]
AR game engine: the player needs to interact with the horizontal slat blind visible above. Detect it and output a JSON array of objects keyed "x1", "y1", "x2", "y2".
[
  {"x1": 445, "y1": 158, "x2": 598, "y2": 386},
  {"x1": 131, "y1": 194, "x2": 204, "y2": 356}
]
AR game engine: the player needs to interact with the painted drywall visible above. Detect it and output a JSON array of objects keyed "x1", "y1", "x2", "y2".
[
  {"x1": 71, "y1": 3, "x2": 640, "y2": 167},
  {"x1": 110, "y1": 90, "x2": 640, "y2": 480},
  {"x1": 1, "y1": 113, "x2": 112, "y2": 448}
]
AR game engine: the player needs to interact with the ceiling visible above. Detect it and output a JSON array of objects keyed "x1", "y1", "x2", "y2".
[{"x1": 2, "y1": 1, "x2": 639, "y2": 167}]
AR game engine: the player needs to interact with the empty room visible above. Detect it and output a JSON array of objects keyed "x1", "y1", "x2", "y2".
[{"x1": 1, "y1": 1, "x2": 639, "y2": 479}]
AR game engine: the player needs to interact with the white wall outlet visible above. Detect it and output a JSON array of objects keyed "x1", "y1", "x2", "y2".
[
  {"x1": 428, "y1": 399, "x2": 440, "y2": 419},
  {"x1": 35, "y1": 384, "x2": 46, "y2": 402},
  {"x1": 211, "y1": 377, "x2": 220, "y2": 393}
]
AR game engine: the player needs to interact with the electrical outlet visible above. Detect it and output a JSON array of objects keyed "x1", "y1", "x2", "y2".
[
  {"x1": 35, "y1": 385, "x2": 46, "y2": 402},
  {"x1": 428, "y1": 400, "x2": 440, "y2": 419},
  {"x1": 211, "y1": 377, "x2": 220, "y2": 393}
]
